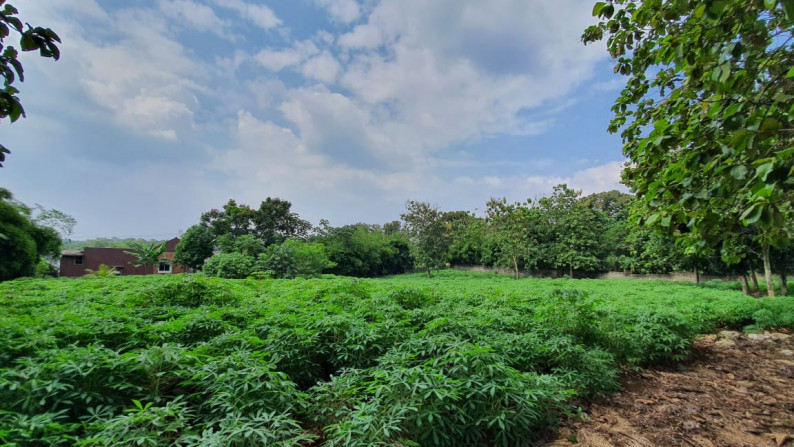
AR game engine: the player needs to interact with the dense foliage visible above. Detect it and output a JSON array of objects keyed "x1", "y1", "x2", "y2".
[
  {"x1": 583, "y1": 0, "x2": 794, "y2": 295},
  {"x1": 314, "y1": 223, "x2": 413, "y2": 277},
  {"x1": 173, "y1": 225, "x2": 214, "y2": 272},
  {"x1": 0, "y1": 188, "x2": 62, "y2": 281},
  {"x1": 2, "y1": 271, "x2": 793, "y2": 445}
]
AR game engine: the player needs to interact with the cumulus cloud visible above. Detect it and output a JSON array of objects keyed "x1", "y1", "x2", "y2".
[
  {"x1": 7, "y1": 0, "x2": 625, "y2": 237},
  {"x1": 254, "y1": 40, "x2": 320, "y2": 71},
  {"x1": 302, "y1": 51, "x2": 342, "y2": 83},
  {"x1": 314, "y1": 0, "x2": 362, "y2": 24},
  {"x1": 158, "y1": 0, "x2": 228, "y2": 36},
  {"x1": 525, "y1": 161, "x2": 627, "y2": 196}
]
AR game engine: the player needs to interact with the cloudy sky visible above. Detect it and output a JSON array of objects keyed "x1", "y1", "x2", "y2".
[{"x1": 4, "y1": 0, "x2": 627, "y2": 240}]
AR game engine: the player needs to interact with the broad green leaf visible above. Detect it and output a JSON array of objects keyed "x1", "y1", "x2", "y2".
[
  {"x1": 729, "y1": 165, "x2": 748, "y2": 180},
  {"x1": 646, "y1": 213, "x2": 660, "y2": 226},
  {"x1": 593, "y1": 2, "x2": 606, "y2": 16},
  {"x1": 775, "y1": 147, "x2": 794, "y2": 160},
  {"x1": 788, "y1": 66, "x2": 794, "y2": 78},
  {"x1": 740, "y1": 205, "x2": 762, "y2": 225},
  {"x1": 755, "y1": 162, "x2": 774, "y2": 182},
  {"x1": 723, "y1": 103, "x2": 741, "y2": 119},
  {"x1": 765, "y1": 0, "x2": 777, "y2": 9}
]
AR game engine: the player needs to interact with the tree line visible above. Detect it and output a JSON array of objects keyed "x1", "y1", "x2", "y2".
[{"x1": 169, "y1": 186, "x2": 792, "y2": 296}]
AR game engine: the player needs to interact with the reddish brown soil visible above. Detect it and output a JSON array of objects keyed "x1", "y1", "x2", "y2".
[{"x1": 543, "y1": 331, "x2": 794, "y2": 447}]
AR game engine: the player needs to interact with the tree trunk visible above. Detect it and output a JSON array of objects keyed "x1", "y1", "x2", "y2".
[
  {"x1": 741, "y1": 273, "x2": 750, "y2": 296},
  {"x1": 761, "y1": 241, "x2": 775, "y2": 297},
  {"x1": 694, "y1": 266, "x2": 700, "y2": 284},
  {"x1": 569, "y1": 264, "x2": 574, "y2": 279},
  {"x1": 426, "y1": 266, "x2": 431, "y2": 278},
  {"x1": 781, "y1": 271, "x2": 788, "y2": 297},
  {"x1": 750, "y1": 268, "x2": 760, "y2": 293},
  {"x1": 513, "y1": 255, "x2": 519, "y2": 280}
]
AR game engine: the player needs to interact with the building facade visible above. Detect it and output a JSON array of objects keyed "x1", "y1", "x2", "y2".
[{"x1": 59, "y1": 238, "x2": 184, "y2": 278}]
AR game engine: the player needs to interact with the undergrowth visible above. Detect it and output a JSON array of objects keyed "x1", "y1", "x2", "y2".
[{"x1": 1, "y1": 271, "x2": 793, "y2": 446}]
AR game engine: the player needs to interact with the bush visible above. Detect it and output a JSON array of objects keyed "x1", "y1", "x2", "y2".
[
  {"x1": 142, "y1": 276, "x2": 235, "y2": 307},
  {"x1": 255, "y1": 240, "x2": 334, "y2": 279},
  {"x1": 389, "y1": 287, "x2": 438, "y2": 310},
  {"x1": 202, "y1": 253, "x2": 254, "y2": 279}
]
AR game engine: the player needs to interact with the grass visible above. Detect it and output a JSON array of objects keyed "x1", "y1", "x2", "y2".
[{"x1": 1, "y1": 270, "x2": 793, "y2": 446}]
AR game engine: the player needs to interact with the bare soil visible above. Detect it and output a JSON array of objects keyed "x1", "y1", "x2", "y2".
[{"x1": 543, "y1": 331, "x2": 794, "y2": 447}]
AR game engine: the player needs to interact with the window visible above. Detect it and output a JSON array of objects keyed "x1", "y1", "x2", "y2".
[
  {"x1": 157, "y1": 262, "x2": 172, "y2": 274},
  {"x1": 75, "y1": 256, "x2": 83, "y2": 265}
]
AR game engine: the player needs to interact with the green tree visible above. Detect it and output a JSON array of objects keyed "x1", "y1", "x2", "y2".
[
  {"x1": 218, "y1": 234, "x2": 265, "y2": 257},
  {"x1": 446, "y1": 212, "x2": 489, "y2": 266},
  {"x1": 583, "y1": 0, "x2": 794, "y2": 296},
  {"x1": 173, "y1": 225, "x2": 214, "y2": 271},
  {"x1": 255, "y1": 240, "x2": 334, "y2": 279},
  {"x1": 84, "y1": 264, "x2": 118, "y2": 277},
  {"x1": 202, "y1": 252, "x2": 254, "y2": 279},
  {"x1": 252, "y1": 197, "x2": 311, "y2": 245},
  {"x1": 401, "y1": 201, "x2": 451, "y2": 277},
  {"x1": 200, "y1": 197, "x2": 310, "y2": 247},
  {"x1": 1, "y1": 2, "x2": 61, "y2": 166},
  {"x1": 316, "y1": 223, "x2": 412, "y2": 277},
  {"x1": 0, "y1": 188, "x2": 61, "y2": 280},
  {"x1": 539, "y1": 185, "x2": 604, "y2": 278},
  {"x1": 124, "y1": 242, "x2": 166, "y2": 274},
  {"x1": 486, "y1": 198, "x2": 542, "y2": 279}
]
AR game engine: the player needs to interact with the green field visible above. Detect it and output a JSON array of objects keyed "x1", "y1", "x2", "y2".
[{"x1": 2, "y1": 271, "x2": 793, "y2": 446}]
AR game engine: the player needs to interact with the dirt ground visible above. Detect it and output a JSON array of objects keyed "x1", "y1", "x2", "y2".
[{"x1": 543, "y1": 331, "x2": 794, "y2": 447}]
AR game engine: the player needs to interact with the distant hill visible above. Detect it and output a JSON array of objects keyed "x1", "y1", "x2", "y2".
[{"x1": 62, "y1": 238, "x2": 167, "y2": 251}]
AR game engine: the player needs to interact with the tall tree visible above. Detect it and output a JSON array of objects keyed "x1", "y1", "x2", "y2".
[
  {"x1": 0, "y1": 188, "x2": 62, "y2": 280},
  {"x1": 200, "y1": 197, "x2": 310, "y2": 246},
  {"x1": 252, "y1": 197, "x2": 311, "y2": 245},
  {"x1": 485, "y1": 198, "x2": 541, "y2": 279},
  {"x1": 446, "y1": 212, "x2": 489, "y2": 266},
  {"x1": 124, "y1": 242, "x2": 166, "y2": 274},
  {"x1": 583, "y1": 0, "x2": 794, "y2": 296},
  {"x1": 401, "y1": 201, "x2": 451, "y2": 277},
  {"x1": 539, "y1": 185, "x2": 604, "y2": 278},
  {"x1": 1, "y1": 2, "x2": 61, "y2": 166},
  {"x1": 173, "y1": 224, "x2": 214, "y2": 271}
]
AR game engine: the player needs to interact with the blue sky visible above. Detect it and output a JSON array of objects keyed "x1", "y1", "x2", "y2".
[{"x1": 3, "y1": 0, "x2": 627, "y2": 240}]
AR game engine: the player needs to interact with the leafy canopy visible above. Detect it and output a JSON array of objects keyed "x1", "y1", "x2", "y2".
[
  {"x1": 0, "y1": 1, "x2": 61, "y2": 166},
  {"x1": 583, "y1": 0, "x2": 794, "y2": 251}
]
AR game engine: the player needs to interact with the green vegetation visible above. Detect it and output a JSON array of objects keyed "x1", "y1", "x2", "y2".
[
  {"x1": 0, "y1": 189, "x2": 64, "y2": 281},
  {"x1": 583, "y1": 0, "x2": 794, "y2": 295},
  {"x1": 0, "y1": 1, "x2": 61, "y2": 166},
  {"x1": 62, "y1": 238, "x2": 167, "y2": 251},
  {"x1": 2, "y1": 271, "x2": 793, "y2": 446}
]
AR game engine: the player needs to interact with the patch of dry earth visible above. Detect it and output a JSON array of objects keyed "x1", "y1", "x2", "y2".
[{"x1": 543, "y1": 331, "x2": 794, "y2": 447}]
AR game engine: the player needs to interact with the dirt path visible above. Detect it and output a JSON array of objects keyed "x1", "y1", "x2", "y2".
[{"x1": 543, "y1": 331, "x2": 794, "y2": 447}]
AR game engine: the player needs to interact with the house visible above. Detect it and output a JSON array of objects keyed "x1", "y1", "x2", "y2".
[{"x1": 59, "y1": 237, "x2": 184, "y2": 278}]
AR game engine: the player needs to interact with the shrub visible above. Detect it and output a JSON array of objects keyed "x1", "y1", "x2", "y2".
[
  {"x1": 202, "y1": 253, "x2": 254, "y2": 279},
  {"x1": 388, "y1": 287, "x2": 438, "y2": 310},
  {"x1": 255, "y1": 240, "x2": 334, "y2": 279},
  {"x1": 142, "y1": 276, "x2": 235, "y2": 307}
]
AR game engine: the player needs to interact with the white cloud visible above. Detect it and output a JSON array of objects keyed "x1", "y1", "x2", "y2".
[
  {"x1": 211, "y1": 0, "x2": 281, "y2": 30},
  {"x1": 302, "y1": 51, "x2": 342, "y2": 83},
  {"x1": 525, "y1": 161, "x2": 626, "y2": 195},
  {"x1": 255, "y1": 40, "x2": 320, "y2": 71},
  {"x1": 314, "y1": 0, "x2": 362, "y2": 24},
  {"x1": 158, "y1": 0, "x2": 227, "y2": 36},
  {"x1": 69, "y1": 9, "x2": 206, "y2": 140}
]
